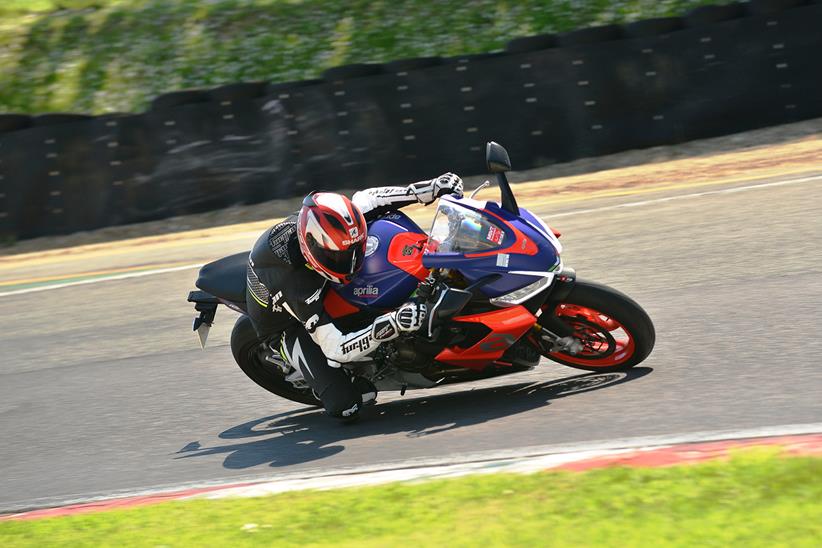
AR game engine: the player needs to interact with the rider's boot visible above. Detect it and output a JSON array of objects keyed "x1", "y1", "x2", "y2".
[
  {"x1": 353, "y1": 376, "x2": 377, "y2": 406},
  {"x1": 264, "y1": 339, "x2": 290, "y2": 374}
]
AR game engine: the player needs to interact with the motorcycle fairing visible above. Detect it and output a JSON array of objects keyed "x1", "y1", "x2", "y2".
[
  {"x1": 386, "y1": 232, "x2": 429, "y2": 282},
  {"x1": 333, "y1": 211, "x2": 428, "y2": 310},
  {"x1": 517, "y1": 206, "x2": 563, "y2": 253},
  {"x1": 324, "y1": 287, "x2": 360, "y2": 319},
  {"x1": 422, "y1": 197, "x2": 561, "y2": 299},
  {"x1": 435, "y1": 305, "x2": 536, "y2": 369}
]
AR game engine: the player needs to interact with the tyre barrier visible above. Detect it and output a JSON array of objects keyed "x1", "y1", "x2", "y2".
[
  {"x1": 31, "y1": 113, "x2": 93, "y2": 127},
  {"x1": 443, "y1": 51, "x2": 508, "y2": 64},
  {"x1": 384, "y1": 57, "x2": 444, "y2": 72},
  {"x1": 749, "y1": 0, "x2": 808, "y2": 14},
  {"x1": 557, "y1": 24, "x2": 623, "y2": 46},
  {"x1": 322, "y1": 63, "x2": 385, "y2": 81},
  {"x1": 505, "y1": 33, "x2": 558, "y2": 53},
  {"x1": 208, "y1": 82, "x2": 269, "y2": 102},
  {"x1": 150, "y1": 89, "x2": 211, "y2": 111},
  {"x1": 265, "y1": 78, "x2": 324, "y2": 95},
  {"x1": 0, "y1": 114, "x2": 32, "y2": 134},
  {"x1": 1, "y1": 1, "x2": 820, "y2": 240},
  {"x1": 684, "y1": 3, "x2": 747, "y2": 26},
  {"x1": 622, "y1": 17, "x2": 684, "y2": 38}
]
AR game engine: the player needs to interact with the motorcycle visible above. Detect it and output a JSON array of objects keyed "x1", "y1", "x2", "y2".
[{"x1": 187, "y1": 142, "x2": 655, "y2": 407}]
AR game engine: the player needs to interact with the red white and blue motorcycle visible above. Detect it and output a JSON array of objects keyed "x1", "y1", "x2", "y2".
[{"x1": 187, "y1": 142, "x2": 655, "y2": 406}]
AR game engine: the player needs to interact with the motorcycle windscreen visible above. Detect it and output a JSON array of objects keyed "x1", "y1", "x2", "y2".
[{"x1": 424, "y1": 199, "x2": 507, "y2": 255}]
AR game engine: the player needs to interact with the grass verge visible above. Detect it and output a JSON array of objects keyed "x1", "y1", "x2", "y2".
[
  {"x1": 1, "y1": 449, "x2": 820, "y2": 547},
  {"x1": 0, "y1": 0, "x2": 716, "y2": 114}
]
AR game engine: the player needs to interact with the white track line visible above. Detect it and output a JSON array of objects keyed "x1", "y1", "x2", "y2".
[
  {"x1": 549, "y1": 173, "x2": 822, "y2": 218},
  {"x1": 0, "y1": 263, "x2": 203, "y2": 298},
  {"x1": 1, "y1": 173, "x2": 820, "y2": 298},
  {"x1": 2, "y1": 422, "x2": 820, "y2": 513}
]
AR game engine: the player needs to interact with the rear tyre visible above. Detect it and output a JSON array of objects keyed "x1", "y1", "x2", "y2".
[
  {"x1": 542, "y1": 280, "x2": 655, "y2": 372},
  {"x1": 230, "y1": 316, "x2": 321, "y2": 406}
]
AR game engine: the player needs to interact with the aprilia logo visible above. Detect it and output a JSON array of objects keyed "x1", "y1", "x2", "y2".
[{"x1": 353, "y1": 285, "x2": 379, "y2": 298}]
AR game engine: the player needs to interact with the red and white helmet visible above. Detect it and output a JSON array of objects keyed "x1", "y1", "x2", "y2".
[{"x1": 297, "y1": 192, "x2": 367, "y2": 284}]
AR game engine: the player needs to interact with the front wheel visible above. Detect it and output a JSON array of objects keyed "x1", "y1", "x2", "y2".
[
  {"x1": 540, "y1": 280, "x2": 655, "y2": 372},
  {"x1": 230, "y1": 315, "x2": 321, "y2": 406}
]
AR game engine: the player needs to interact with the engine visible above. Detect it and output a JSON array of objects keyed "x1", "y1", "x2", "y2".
[{"x1": 374, "y1": 338, "x2": 430, "y2": 373}]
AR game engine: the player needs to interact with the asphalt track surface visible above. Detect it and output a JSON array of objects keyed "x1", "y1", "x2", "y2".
[{"x1": 1, "y1": 173, "x2": 821, "y2": 512}]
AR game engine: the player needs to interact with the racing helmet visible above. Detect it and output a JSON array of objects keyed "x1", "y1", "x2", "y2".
[{"x1": 297, "y1": 192, "x2": 367, "y2": 284}]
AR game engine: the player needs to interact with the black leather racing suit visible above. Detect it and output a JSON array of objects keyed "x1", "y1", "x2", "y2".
[{"x1": 246, "y1": 184, "x2": 443, "y2": 418}]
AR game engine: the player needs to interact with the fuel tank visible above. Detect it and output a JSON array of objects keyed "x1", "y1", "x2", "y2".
[{"x1": 333, "y1": 211, "x2": 429, "y2": 310}]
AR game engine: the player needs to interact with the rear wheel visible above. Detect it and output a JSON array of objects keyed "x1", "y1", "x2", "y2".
[
  {"x1": 540, "y1": 280, "x2": 655, "y2": 372},
  {"x1": 230, "y1": 316, "x2": 321, "y2": 406}
]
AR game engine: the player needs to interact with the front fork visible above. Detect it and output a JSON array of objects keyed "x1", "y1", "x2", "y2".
[
  {"x1": 532, "y1": 267, "x2": 583, "y2": 356},
  {"x1": 534, "y1": 323, "x2": 584, "y2": 355}
]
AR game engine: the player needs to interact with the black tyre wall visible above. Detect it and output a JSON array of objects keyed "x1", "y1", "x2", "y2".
[
  {"x1": 684, "y1": 3, "x2": 747, "y2": 26},
  {"x1": 0, "y1": 114, "x2": 32, "y2": 134},
  {"x1": 2, "y1": 2, "x2": 821, "y2": 241}
]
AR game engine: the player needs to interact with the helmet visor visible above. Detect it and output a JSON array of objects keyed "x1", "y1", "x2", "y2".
[{"x1": 306, "y1": 234, "x2": 366, "y2": 279}]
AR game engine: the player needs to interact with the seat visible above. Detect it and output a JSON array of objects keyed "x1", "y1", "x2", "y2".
[{"x1": 195, "y1": 251, "x2": 249, "y2": 304}]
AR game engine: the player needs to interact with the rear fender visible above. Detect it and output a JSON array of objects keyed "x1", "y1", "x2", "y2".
[{"x1": 187, "y1": 290, "x2": 247, "y2": 348}]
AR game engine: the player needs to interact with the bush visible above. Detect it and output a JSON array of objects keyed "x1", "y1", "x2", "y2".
[{"x1": 0, "y1": 0, "x2": 718, "y2": 114}]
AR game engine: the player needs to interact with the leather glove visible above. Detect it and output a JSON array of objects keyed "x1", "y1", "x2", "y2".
[
  {"x1": 409, "y1": 173, "x2": 464, "y2": 205},
  {"x1": 371, "y1": 301, "x2": 428, "y2": 343},
  {"x1": 395, "y1": 301, "x2": 428, "y2": 332}
]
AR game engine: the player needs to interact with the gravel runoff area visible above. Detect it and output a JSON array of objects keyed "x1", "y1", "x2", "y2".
[{"x1": 3, "y1": 116, "x2": 820, "y2": 256}]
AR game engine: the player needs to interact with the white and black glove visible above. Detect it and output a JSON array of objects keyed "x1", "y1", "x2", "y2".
[
  {"x1": 409, "y1": 173, "x2": 464, "y2": 205},
  {"x1": 395, "y1": 301, "x2": 427, "y2": 332},
  {"x1": 371, "y1": 301, "x2": 428, "y2": 343}
]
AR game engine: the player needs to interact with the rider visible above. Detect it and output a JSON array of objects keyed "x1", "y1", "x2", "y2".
[{"x1": 246, "y1": 173, "x2": 464, "y2": 421}]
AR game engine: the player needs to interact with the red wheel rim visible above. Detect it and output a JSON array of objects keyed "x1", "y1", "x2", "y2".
[{"x1": 549, "y1": 304, "x2": 636, "y2": 367}]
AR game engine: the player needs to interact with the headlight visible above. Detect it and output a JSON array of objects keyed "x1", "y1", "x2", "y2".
[{"x1": 490, "y1": 275, "x2": 553, "y2": 307}]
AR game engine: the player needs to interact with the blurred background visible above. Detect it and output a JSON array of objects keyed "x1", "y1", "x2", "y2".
[{"x1": 4, "y1": 0, "x2": 819, "y2": 242}]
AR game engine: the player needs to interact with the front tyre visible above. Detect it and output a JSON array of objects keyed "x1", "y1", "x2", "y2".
[
  {"x1": 230, "y1": 315, "x2": 321, "y2": 406},
  {"x1": 542, "y1": 280, "x2": 655, "y2": 372}
]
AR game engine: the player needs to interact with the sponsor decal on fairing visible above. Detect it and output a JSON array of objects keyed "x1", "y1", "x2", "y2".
[
  {"x1": 353, "y1": 285, "x2": 379, "y2": 298},
  {"x1": 365, "y1": 235, "x2": 379, "y2": 257}
]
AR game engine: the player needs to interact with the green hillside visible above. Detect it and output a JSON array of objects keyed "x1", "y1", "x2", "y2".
[{"x1": 0, "y1": 0, "x2": 715, "y2": 114}]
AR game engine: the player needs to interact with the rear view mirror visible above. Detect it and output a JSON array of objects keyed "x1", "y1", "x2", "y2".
[
  {"x1": 486, "y1": 141, "x2": 511, "y2": 173},
  {"x1": 485, "y1": 141, "x2": 519, "y2": 215}
]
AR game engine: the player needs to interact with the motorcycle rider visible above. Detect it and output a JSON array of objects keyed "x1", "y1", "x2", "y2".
[{"x1": 246, "y1": 173, "x2": 464, "y2": 421}]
